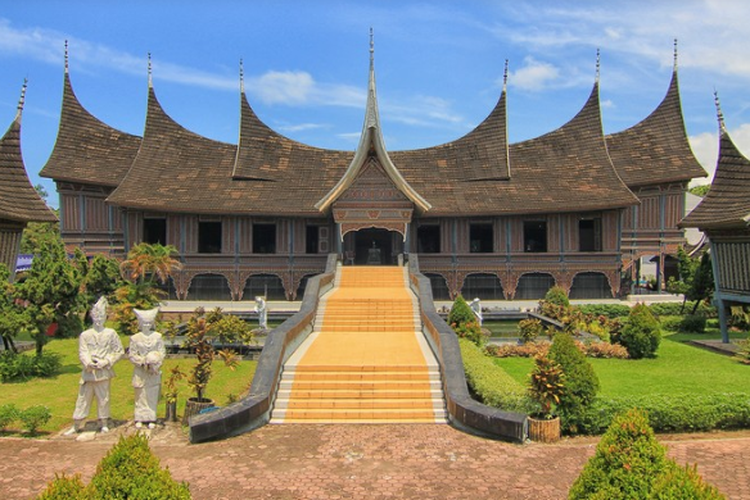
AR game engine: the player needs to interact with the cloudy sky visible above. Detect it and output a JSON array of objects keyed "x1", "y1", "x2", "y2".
[{"x1": 2, "y1": 1, "x2": 749, "y2": 208}]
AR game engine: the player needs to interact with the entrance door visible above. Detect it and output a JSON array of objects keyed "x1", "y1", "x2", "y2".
[{"x1": 343, "y1": 228, "x2": 403, "y2": 265}]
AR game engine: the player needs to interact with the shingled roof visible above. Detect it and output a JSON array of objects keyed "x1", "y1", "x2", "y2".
[
  {"x1": 393, "y1": 79, "x2": 639, "y2": 216},
  {"x1": 680, "y1": 112, "x2": 750, "y2": 230},
  {"x1": 606, "y1": 54, "x2": 706, "y2": 188},
  {"x1": 39, "y1": 66, "x2": 141, "y2": 188},
  {"x1": 0, "y1": 84, "x2": 58, "y2": 224}
]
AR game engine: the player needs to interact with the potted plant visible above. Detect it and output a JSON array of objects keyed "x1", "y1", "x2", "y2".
[
  {"x1": 527, "y1": 353, "x2": 565, "y2": 443},
  {"x1": 182, "y1": 308, "x2": 240, "y2": 424},
  {"x1": 163, "y1": 365, "x2": 184, "y2": 422}
]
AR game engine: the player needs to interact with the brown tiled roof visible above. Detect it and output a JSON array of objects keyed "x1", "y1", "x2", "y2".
[
  {"x1": 0, "y1": 112, "x2": 58, "y2": 223},
  {"x1": 392, "y1": 83, "x2": 638, "y2": 216},
  {"x1": 39, "y1": 73, "x2": 141, "y2": 187},
  {"x1": 606, "y1": 70, "x2": 706, "y2": 187},
  {"x1": 680, "y1": 126, "x2": 750, "y2": 229}
]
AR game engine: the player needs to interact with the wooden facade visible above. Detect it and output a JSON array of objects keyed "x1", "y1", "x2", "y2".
[{"x1": 41, "y1": 46, "x2": 705, "y2": 301}]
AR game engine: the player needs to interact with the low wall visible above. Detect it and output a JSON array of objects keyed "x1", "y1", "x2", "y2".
[
  {"x1": 408, "y1": 256, "x2": 528, "y2": 443},
  {"x1": 189, "y1": 254, "x2": 338, "y2": 443}
]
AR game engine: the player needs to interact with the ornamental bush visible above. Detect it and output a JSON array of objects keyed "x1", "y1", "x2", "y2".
[
  {"x1": 87, "y1": 433, "x2": 191, "y2": 499},
  {"x1": 518, "y1": 318, "x2": 543, "y2": 343},
  {"x1": 568, "y1": 408, "x2": 668, "y2": 499},
  {"x1": 548, "y1": 333, "x2": 599, "y2": 433},
  {"x1": 680, "y1": 314, "x2": 707, "y2": 333},
  {"x1": 616, "y1": 303, "x2": 661, "y2": 359},
  {"x1": 36, "y1": 474, "x2": 86, "y2": 500},
  {"x1": 577, "y1": 304, "x2": 631, "y2": 319},
  {"x1": 449, "y1": 295, "x2": 484, "y2": 346},
  {"x1": 19, "y1": 405, "x2": 51, "y2": 435},
  {"x1": 650, "y1": 463, "x2": 726, "y2": 499},
  {"x1": 0, "y1": 403, "x2": 18, "y2": 431},
  {"x1": 0, "y1": 351, "x2": 62, "y2": 382}
]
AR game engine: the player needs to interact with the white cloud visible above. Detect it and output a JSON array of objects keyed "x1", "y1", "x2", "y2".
[
  {"x1": 509, "y1": 56, "x2": 560, "y2": 91},
  {"x1": 277, "y1": 122, "x2": 327, "y2": 133},
  {"x1": 251, "y1": 71, "x2": 315, "y2": 105}
]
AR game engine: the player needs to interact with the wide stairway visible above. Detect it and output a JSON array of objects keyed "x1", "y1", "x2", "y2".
[{"x1": 271, "y1": 266, "x2": 446, "y2": 423}]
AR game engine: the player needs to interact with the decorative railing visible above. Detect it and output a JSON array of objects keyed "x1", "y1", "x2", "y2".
[{"x1": 189, "y1": 253, "x2": 338, "y2": 443}]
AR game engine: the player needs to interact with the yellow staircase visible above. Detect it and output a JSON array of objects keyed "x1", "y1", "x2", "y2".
[{"x1": 271, "y1": 266, "x2": 446, "y2": 423}]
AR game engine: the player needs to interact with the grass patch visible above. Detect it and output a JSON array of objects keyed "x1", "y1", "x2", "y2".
[
  {"x1": 1, "y1": 336, "x2": 257, "y2": 435},
  {"x1": 494, "y1": 333, "x2": 750, "y2": 399}
]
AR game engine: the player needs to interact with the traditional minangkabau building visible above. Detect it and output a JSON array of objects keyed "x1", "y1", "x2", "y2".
[
  {"x1": 0, "y1": 81, "x2": 58, "y2": 280},
  {"x1": 40, "y1": 40, "x2": 706, "y2": 302},
  {"x1": 680, "y1": 95, "x2": 750, "y2": 342}
]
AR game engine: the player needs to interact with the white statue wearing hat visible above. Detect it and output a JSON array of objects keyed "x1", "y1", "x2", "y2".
[
  {"x1": 66, "y1": 297, "x2": 124, "y2": 434},
  {"x1": 128, "y1": 307, "x2": 166, "y2": 428}
]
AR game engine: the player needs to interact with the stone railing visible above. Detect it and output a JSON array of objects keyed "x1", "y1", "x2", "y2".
[
  {"x1": 408, "y1": 255, "x2": 528, "y2": 442},
  {"x1": 189, "y1": 253, "x2": 339, "y2": 443}
]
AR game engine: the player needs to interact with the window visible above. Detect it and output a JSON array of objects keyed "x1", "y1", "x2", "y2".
[
  {"x1": 523, "y1": 221, "x2": 547, "y2": 252},
  {"x1": 417, "y1": 225, "x2": 440, "y2": 253},
  {"x1": 306, "y1": 225, "x2": 319, "y2": 254},
  {"x1": 253, "y1": 223, "x2": 276, "y2": 254},
  {"x1": 198, "y1": 221, "x2": 222, "y2": 254},
  {"x1": 579, "y1": 218, "x2": 602, "y2": 252},
  {"x1": 469, "y1": 223, "x2": 493, "y2": 253},
  {"x1": 143, "y1": 218, "x2": 166, "y2": 245}
]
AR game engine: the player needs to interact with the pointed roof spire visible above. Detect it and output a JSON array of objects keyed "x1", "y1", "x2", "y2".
[
  {"x1": 503, "y1": 59, "x2": 509, "y2": 92},
  {"x1": 369, "y1": 27, "x2": 374, "y2": 67},
  {"x1": 239, "y1": 58, "x2": 245, "y2": 94},
  {"x1": 15, "y1": 78, "x2": 27, "y2": 123},
  {"x1": 64, "y1": 40, "x2": 69, "y2": 74},
  {"x1": 714, "y1": 89, "x2": 727, "y2": 133},
  {"x1": 673, "y1": 38, "x2": 678, "y2": 72},
  {"x1": 595, "y1": 48, "x2": 601, "y2": 83},
  {"x1": 147, "y1": 52, "x2": 153, "y2": 88}
]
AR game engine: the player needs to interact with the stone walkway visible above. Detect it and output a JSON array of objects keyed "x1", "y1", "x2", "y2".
[{"x1": 2, "y1": 424, "x2": 749, "y2": 499}]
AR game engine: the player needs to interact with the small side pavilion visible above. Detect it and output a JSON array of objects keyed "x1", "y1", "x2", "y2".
[
  {"x1": 0, "y1": 82, "x2": 58, "y2": 280},
  {"x1": 680, "y1": 96, "x2": 750, "y2": 342}
]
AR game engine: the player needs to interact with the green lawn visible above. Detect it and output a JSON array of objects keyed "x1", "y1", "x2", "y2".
[
  {"x1": 495, "y1": 334, "x2": 750, "y2": 398},
  {"x1": 2, "y1": 337, "x2": 257, "y2": 435}
]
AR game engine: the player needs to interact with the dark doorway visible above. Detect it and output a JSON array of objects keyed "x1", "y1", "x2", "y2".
[{"x1": 343, "y1": 228, "x2": 403, "y2": 265}]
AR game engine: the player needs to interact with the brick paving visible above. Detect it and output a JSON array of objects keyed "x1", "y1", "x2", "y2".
[{"x1": 1, "y1": 424, "x2": 749, "y2": 499}]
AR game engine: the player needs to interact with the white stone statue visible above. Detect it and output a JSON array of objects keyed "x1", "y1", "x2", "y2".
[
  {"x1": 66, "y1": 297, "x2": 124, "y2": 434},
  {"x1": 128, "y1": 307, "x2": 166, "y2": 429},
  {"x1": 470, "y1": 297, "x2": 483, "y2": 326},
  {"x1": 254, "y1": 296, "x2": 268, "y2": 330}
]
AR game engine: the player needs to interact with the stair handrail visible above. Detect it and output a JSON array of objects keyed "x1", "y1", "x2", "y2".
[
  {"x1": 408, "y1": 255, "x2": 528, "y2": 442},
  {"x1": 189, "y1": 253, "x2": 339, "y2": 443}
]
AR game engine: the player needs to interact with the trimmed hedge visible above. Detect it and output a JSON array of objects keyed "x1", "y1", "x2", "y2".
[
  {"x1": 577, "y1": 304, "x2": 632, "y2": 319},
  {"x1": 649, "y1": 301, "x2": 716, "y2": 318},
  {"x1": 575, "y1": 393, "x2": 750, "y2": 435},
  {"x1": 459, "y1": 338, "x2": 533, "y2": 413}
]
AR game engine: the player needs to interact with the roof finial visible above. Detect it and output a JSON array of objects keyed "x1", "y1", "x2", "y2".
[
  {"x1": 15, "y1": 78, "x2": 28, "y2": 122},
  {"x1": 239, "y1": 58, "x2": 245, "y2": 94},
  {"x1": 369, "y1": 27, "x2": 374, "y2": 66},
  {"x1": 714, "y1": 89, "x2": 726, "y2": 132},
  {"x1": 64, "y1": 40, "x2": 69, "y2": 74},
  {"x1": 673, "y1": 38, "x2": 678, "y2": 71},
  {"x1": 503, "y1": 59, "x2": 509, "y2": 92},
  {"x1": 595, "y1": 48, "x2": 601, "y2": 83},
  {"x1": 147, "y1": 52, "x2": 153, "y2": 88}
]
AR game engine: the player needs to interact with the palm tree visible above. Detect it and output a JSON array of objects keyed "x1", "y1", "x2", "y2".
[{"x1": 119, "y1": 242, "x2": 182, "y2": 286}]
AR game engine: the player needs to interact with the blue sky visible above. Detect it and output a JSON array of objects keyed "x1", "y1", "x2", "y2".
[{"x1": 2, "y1": 1, "x2": 750, "y2": 208}]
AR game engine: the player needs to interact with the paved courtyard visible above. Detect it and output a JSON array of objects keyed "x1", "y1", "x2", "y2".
[{"x1": 1, "y1": 423, "x2": 749, "y2": 499}]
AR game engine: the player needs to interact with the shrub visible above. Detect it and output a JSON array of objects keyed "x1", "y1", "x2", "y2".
[
  {"x1": 577, "y1": 304, "x2": 631, "y2": 319},
  {"x1": 0, "y1": 403, "x2": 18, "y2": 431},
  {"x1": 649, "y1": 301, "x2": 716, "y2": 318},
  {"x1": 459, "y1": 338, "x2": 533, "y2": 413},
  {"x1": 680, "y1": 314, "x2": 707, "y2": 333},
  {"x1": 651, "y1": 463, "x2": 726, "y2": 499},
  {"x1": 486, "y1": 342, "x2": 549, "y2": 358},
  {"x1": 734, "y1": 338, "x2": 750, "y2": 365},
  {"x1": 548, "y1": 333, "x2": 599, "y2": 433},
  {"x1": 581, "y1": 341, "x2": 629, "y2": 359},
  {"x1": 19, "y1": 405, "x2": 51, "y2": 435},
  {"x1": 568, "y1": 408, "x2": 668, "y2": 499},
  {"x1": 616, "y1": 303, "x2": 661, "y2": 359},
  {"x1": 658, "y1": 315, "x2": 683, "y2": 332},
  {"x1": 543, "y1": 286, "x2": 570, "y2": 308},
  {"x1": 448, "y1": 295, "x2": 475, "y2": 326},
  {"x1": 518, "y1": 318, "x2": 543, "y2": 343},
  {"x1": 528, "y1": 355, "x2": 565, "y2": 418},
  {"x1": 0, "y1": 351, "x2": 61, "y2": 382},
  {"x1": 88, "y1": 433, "x2": 191, "y2": 499},
  {"x1": 453, "y1": 319, "x2": 485, "y2": 347},
  {"x1": 36, "y1": 474, "x2": 86, "y2": 500},
  {"x1": 574, "y1": 393, "x2": 750, "y2": 435}
]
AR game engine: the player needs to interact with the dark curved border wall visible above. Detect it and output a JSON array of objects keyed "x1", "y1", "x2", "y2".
[
  {"x1": 408, "y1": 255, "x2": 528, "y2": 443},
  {"x1": 189, "y1": 254, "x2": 339, "y2": 443}
]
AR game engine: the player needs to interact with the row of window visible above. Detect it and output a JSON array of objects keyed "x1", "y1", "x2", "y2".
[
  {"x1": 417, "y1": 219, "x2": 602, "y2": 254},
  {"x1": 143, "y1": 219, "x2": 281, "y2": 254}
]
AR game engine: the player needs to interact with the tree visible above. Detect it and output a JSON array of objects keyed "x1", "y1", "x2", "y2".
[
  {"x1": 19, "y1": 184, "x2": 60, "y2": 255},
  {"x1": 14, "y1": 238, "x2": 84, "y2": 355},
  {"x1": 548, "y1": 332, "x2": 599, "y2": 432},
  {"x1": 0, "y1": 264, "x2": 30, "y2": 353},
  {"x1": 666, "y1": 246, "x2": 697, "y2": 313},
  {"x1": 689, "y1": 184, "x2": 711, "y2": 197},
  {"x1": 686, "y1": 252, "x2": 714, "y2": 314},
  {"x1": 81, "y1": 254, "x2": 122, "y2": 307}
]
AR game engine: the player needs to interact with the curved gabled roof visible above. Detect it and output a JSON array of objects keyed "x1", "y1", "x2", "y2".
[
  {"x1": 39, "y1": 71, "x2": 142, "y2": 187},
  {"x1": 606, "y1": 68, "x2": 706, "y2": 187},
  {"x1": 681, "y1": 120, "x2": 750, "y2": 229},
  {"x1": 393, "y1": 81, "x2": 638, "y2": 216},
  {"x1": 0, "y1": 89, "x2": 58, "y2": 224}
]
